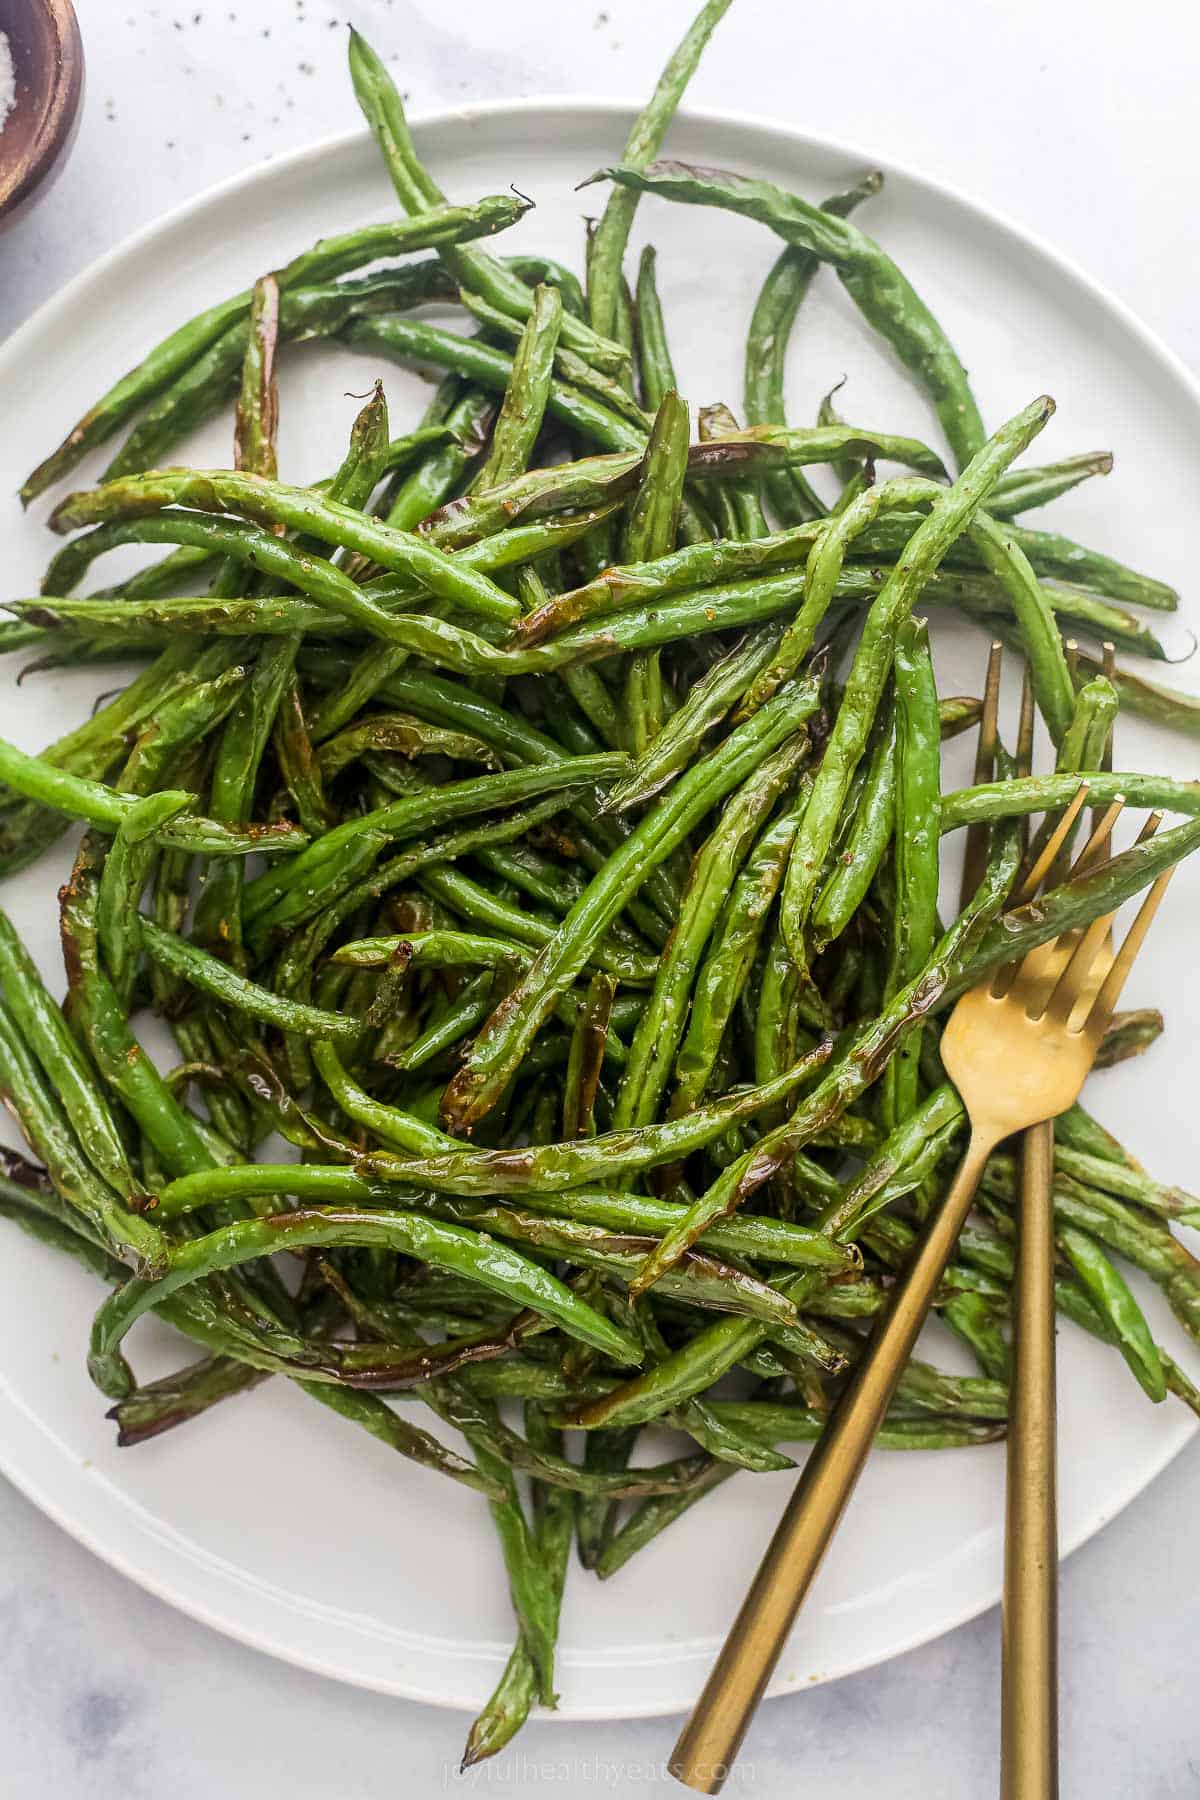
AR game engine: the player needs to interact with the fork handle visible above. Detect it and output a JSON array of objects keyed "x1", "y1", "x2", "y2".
[
  {"x1": 669, "y1": 1130, "x2": 996, "y2": 1795},
  {"x1": 1001, "y1": 1119, "x2": 1059, "y2": 1800}
]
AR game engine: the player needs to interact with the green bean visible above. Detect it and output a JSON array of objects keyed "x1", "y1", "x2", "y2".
[
  {"x1": 412, "y1": 1202, "x2": 801, "y2": 1327},
  {"x1": 0, "y1": 620, "x2": 57, "y2": 655},
  {"x1": 513, "y1": 525, "x2": 820, "y2": 644},
  {"x1": 777, "y1": 396, "x2": 1053, "y2": 959},
  {"x1": 440, "y1": 672, "x2": 822, "y2": 1131},
  {"x1": 698, "y1": 423, "x2": 947, "y2": 479},
  {"x1": 420, "y1": 449, "x2": 648, "y2": 549},
  {"x1": 4, "y1": 1052, "x2": 516, "y2": 1502},
  {"x1": 347, "y1": 28, "x2": 628, "y2": 378},
  {"x1": 861, "y1": 508, "x2": 1178, "y2": 612},
  {"x1": 735, "y1": 474, "x2": 930, "y2": 717},
  {"x1": 1008, "y1": 590, "x2": 1168, "y2": 663},
  {"x1": 96, "y1": 792, "x2": 192, "y2": 1007},
  {"x1": 739, "y1": 481, "x2": 1072, "y2": 740},
  {"x1": 701, "y1": 401, "x2": 774, "y2": 538},
  {"x1": 312, "y1": 1042, "x2": 456, "y2": 1159},
  {"x1": 503, "y1": 254, "x2": 586, "y2": 318},
  {"x1": 672, "y1": 1398, "x2": 797, "y2": 1474},
  {"x1": 939, "y1": 772, "x2": 1200, "y2": 834},
  {"x1": 0, "y1": 1001, "x2": 162, "y2": 1265},
  {"x1": 880, "y1": 618, "x2": 941, "y2": 1127},
  {"x1": 815, "y1": 380, "x2": 866, "y2": 494},
  {"x1": 622, "y1": 390, "x2": 689, "y2": 753},
  {"x1": 988, "y1": 452, "x2": 1113, "y2": 518},
  {"x1": 20, "y1": 194, "x2": 534, "y2": 503},
  {"x1": 516, "y1": 1189, "x2": 855, "y2": 1273},
  {"x1": 614, "y1": 734, "x2": 807, "y2": 1136},
  {"x1": 136, "y1": 920, "x2": 361, "y2": 1042},
  {"x1": 290, "y1": 1377, "x2": 505, "y2": 1497},
  {"x1": 634, "y1": 246, "x2": 677, "y2": 410},
  {"x1": 429, "y1": 435, "x2": 909, "y2": 572},
  {"x1": 119, "y1": 663, "x2": 252, "y2": 799},
  {"x1": 199, "y1": 383, "x2": 396, "y2": 956},
  {"x1": 1074, "y1": 648, "x2": 1200, "y2": 741},
  {"x1": 459, "y1": 287, "x2": 651, "y2": 433},
  {"x1": 818, "y1": 1084, "x2": 965, "y2": 1240},
  {"x1": 194, "y1": 648, "x2": 302, "y2": 956},
  {"x1": 967, "y1": 511, "x2": 1074, "y2": 742},
  {"x1": 462, "y1": 1642, "x2": 540, "y2": 1768},
  {"x1": 472, "y1": 285, "x2": 564, "y2": 490},
  {"x1": 340, "y1": 914, "x2": 633, "y2": 981},
  {"x1": 670, "y1": 805, "x2": 800, "y2": 1114},
  {"x1": 470, "y1": 1439, "x2": 560, "y2": 1703},
  {"x1": 265, "y1": 796, "x2": 595, "y2": 1060},
  {"x1": 1093, "y1": 1009, "x2": 1166, "y2": 1072},
  {"x1": 563, "y1": 971, "x2": 614, "y2": 1140},
  {"x1": 272, "y1": 673, "x2": 333, "y2": 837},
  {"x1": 87, "y1": 1207, "x2": 644, "y2": 1398},
  {"x1": 43, "y1": 525, "x2": 448, "y2": 657},
  {"x1": 52, "y1": 470, "x2": 524, "y2": 627},
  {"x1": 1049, "y1": 1183, "x2": 1200, "y2": 1347},
  {"x1": 586, "y1": 0, "x2": 733, "y2": 339},
  {"x1": 102, "y1": 264, "x2": 466, "y2": 482},
  {"x1": 594, "y1": 1403, "x2": 1002, "y2": 1576},
  {"x1": 810, "y1": 699, "x2": 896, "y2": 948},
  {"x1": 346, "y1": 316, "x2": 643, "y2": 453},
  {"x1": 0, "y1": 732, "x2": 305, "y2": 857},
  {"x1": 380, "y1": 384, "x2": 494, "y2": 533},
  {"x1": 107, "y1": 1354, "x2": 269, "y2": 1447},
  {"x1": 588, "y1": 158, "x2": 985, "y2": 468},
  {"x1": 242, "y1": 754, "x2": 626, "y2": 934},
  {"x1": 0, "y1": 645, "x2": 241, "y2": 874},
  {"x1": 1065, "y1": 1223, "x2": 1166, "y2": 1400},
  {"x1": 317, "y1": 712, "x2": 500, "y2": 780},
  {"x1": 744, "y1": 174, "x2": 883, "y2": 524},
  {"x1": 619, "y1": 817, "x2": 1019, "y2": 1305},
  {"x1": 603, "y1": 627, "x2": 786, "y2": 811},
  {"x1": 0, "y1": 911, "x2": 141, "y2": 1207},
  {"x1": 358, "y1": 1043, "x2": 831, "y2": 1197},
  {"x1": 234, "y1": 274, "x2": 281, "y2": 481},
  {"x1": 62, "y1": 840, "x2": 217, "y2": 1181},
  {"x1": 470, "y1": 834, "x2": 588, "y2": 915},
  {"x1": 955, "y1": 813, "x2": 1200, "y2": 997}
]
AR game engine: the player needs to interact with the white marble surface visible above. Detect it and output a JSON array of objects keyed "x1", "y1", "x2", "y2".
[{"x1": 2, "y1": 0, "x2": 1199, "y2": 1793}]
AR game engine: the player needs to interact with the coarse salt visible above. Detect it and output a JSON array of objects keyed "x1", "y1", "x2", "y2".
[{"x1": 0, "y1": 32, "x2": 15, "y2": 135}]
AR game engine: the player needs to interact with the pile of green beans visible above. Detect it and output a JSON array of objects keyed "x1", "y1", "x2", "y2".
[{"x1": 2, "y1": 12, "x2": 1198, "y2": 1762}]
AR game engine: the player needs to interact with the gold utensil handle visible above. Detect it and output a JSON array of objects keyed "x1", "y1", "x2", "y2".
[
  {"x1": 670, "y1": 1131, "x2": 995, "y2": 1795},
  {"x1": 1001, "y1": 1120, "x2": 1059, "y2": 1800}
]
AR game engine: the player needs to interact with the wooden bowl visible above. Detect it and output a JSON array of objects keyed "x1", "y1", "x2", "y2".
[{"x1": 0, "y1": 0, "x2": 84, "y2": 230}]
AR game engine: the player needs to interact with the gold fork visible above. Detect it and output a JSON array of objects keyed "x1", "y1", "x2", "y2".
[
  {"x1": 999, "y1": 640, "x2": 1120, "y2": 1800},
  {"x1": 670, "y1": 787, "x2": 1178, "y2": 1796}
]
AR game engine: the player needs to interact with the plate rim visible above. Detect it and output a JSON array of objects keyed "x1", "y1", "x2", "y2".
[{"x1": 1, "y1": 94, "x2": 1197, "y2": 1720}]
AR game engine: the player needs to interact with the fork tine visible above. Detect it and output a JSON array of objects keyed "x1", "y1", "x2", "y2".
[
  {"x1": 1066, "y1": 797, "x2": 1126, "y2": 881},
  {"x1": 1041, "y1": 814, "x2": 1168, "y2": 1027},
  {"x1": 1012, "y1": 782, "x2": 1091, "y2": 906},
  {"x1": 1015, "y1": 663, "x2": 1035, "y2": 775},
  {"x1": 1039, "y1": 908, "x2": 1116, "y2": 1026},
  {"x1": 959, "y1": 641, "x2": 1003, "y2": 910},
  {"x1": 1088, "y1": 866, "x2": 1179, "y2": 1032}
]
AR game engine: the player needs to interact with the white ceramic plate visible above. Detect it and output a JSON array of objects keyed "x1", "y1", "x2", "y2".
[{"x1": 1, "y1": 102, "x2": 1199, "y2": 1721}]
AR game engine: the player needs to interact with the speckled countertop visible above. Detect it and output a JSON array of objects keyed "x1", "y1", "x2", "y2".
[{"x1": 2, "y1": 2, "x2": 1198, "y2": 1794}]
